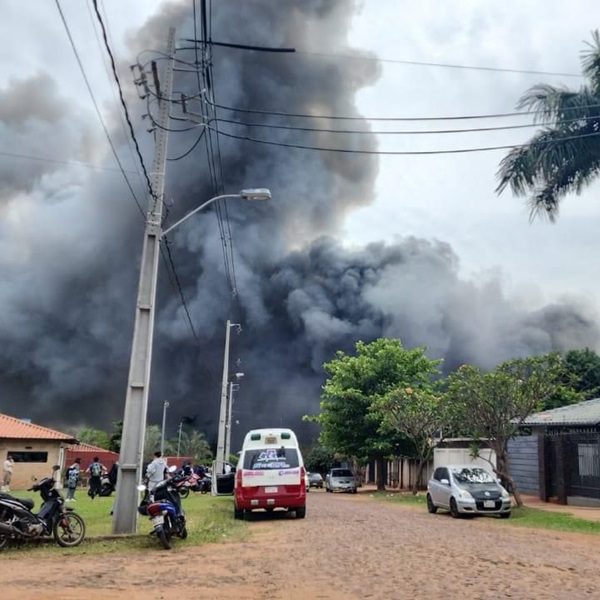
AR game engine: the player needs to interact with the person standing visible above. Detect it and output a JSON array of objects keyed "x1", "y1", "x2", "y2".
[
  {"x1": 145, "y1": 451, "x2": 168, "y2": 491},
  {"x1": 2, "y1": 454, "x2": 14, "y2": 492},
  {"x1": 86, "y1": 456, "x2": 106, "y2": 500},
  {"x1": 65, "y1": 457, "x2": 82, "y2": 501}
]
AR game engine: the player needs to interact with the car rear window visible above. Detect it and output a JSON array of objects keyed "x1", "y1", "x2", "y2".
[
  {"x1": 243, "y1": 447, "x2": 299, "y2": 470},
  {"x1": 331, "y1": 469, "x2": 353, "y2": 477}
]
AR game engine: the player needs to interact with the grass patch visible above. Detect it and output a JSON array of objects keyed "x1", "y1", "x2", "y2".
[
  {"x1": 501, "y1": 506, "x2": 600, "y2": 535},
  {"x1": 370, "y1": 490, "x2": 427, "y2": 507},
  {"x1": 0, "y1": 489, "x2": 246, "y2": 557},
  {"x1": 370, "y1": 489, "x2": 600, "y2": 535}
]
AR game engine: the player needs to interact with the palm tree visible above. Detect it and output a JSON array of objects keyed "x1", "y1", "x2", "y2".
[{"x1": 497, "y1": 31, "x2": 600, "y2": 221}]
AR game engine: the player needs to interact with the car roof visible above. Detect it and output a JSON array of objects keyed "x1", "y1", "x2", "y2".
[{"x1": 440, "y1": 465, "x2": 492, "y2": 470}]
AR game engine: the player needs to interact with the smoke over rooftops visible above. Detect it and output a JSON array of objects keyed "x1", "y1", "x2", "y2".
[{"x1": 0, "y1": 0, "x2": 598, "y2": 446}]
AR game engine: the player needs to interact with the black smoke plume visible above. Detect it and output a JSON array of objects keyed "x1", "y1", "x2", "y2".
[{"x1": 0, "y1": 1, "x2": 598, "y2": 449}]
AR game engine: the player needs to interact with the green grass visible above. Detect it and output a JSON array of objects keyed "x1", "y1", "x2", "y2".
[
  {"x1": 0, "y1": 489, "x2": 247, "y2": 557},
  {"x1": 371, "y1": 490, "x2": 600, "y2": 535}
]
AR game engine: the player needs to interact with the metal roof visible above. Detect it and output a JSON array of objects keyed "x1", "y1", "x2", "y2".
[
  {"x1": 0, "y1": 412, "x2": 77, "y2": 442},
  {"x1": 521, "y1": 398, "x2": 600, "y2": 427}
]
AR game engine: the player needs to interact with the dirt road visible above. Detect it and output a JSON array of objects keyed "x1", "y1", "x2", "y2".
[{"x1": 2, "y1": 491, "x2": 599, "y2": 599}]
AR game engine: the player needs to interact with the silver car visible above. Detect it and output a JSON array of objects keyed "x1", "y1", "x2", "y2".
[
  {"x1": 325, "y1": 468, "x2": 357, "y2": 494},
  {"x1": 427, "y1": 465, "x2": 511, "y2": 518}
]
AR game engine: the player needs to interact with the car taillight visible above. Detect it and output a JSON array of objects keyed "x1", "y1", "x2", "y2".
[
  {"x1": 300, "y1": 466, "x2": 306, "y2": 489},
  {"x1": 235, "y1": 469, "x2": 242, "y2": 488}
]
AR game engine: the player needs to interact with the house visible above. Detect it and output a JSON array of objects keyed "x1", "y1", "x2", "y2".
[
  {"x1": 510, "y1": 398, "x2": 600, "y2": 505},
  {"x1": 0, "y1": 412, "x2": 77, "y2": 489}
]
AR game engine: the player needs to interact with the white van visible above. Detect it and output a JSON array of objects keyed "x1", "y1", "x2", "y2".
[{"x1": 234, "y1": 428, "x2": 306, "y2": 519}]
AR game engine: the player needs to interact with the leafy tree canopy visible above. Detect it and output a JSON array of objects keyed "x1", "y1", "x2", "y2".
[
  {"x1": 497, "y1": 31, "x2": 600, "y2": 220},
  {"x1": 445, "y1": 354, "x2": 562, "y2": 505},
  {"x1": 76, "y1": 427, "x2": 110, "y2": 450},
  {"x1": 314, "y1": 338, "x2": 441, "y2": 465}
]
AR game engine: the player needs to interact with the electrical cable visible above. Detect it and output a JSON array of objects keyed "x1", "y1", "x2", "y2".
[
  {"x1": 91, "y1": 0, "x2": 157, "y2": 201},
  {"x1": 206, "y1": 97, "x2": 600, "y2": 122},
  {"x1": 54, "y1": 0, "x2": 145, "y2": 217},
  {"x1": 0, "y1": 150, "x2": 140, "y2": 173},
  {"x1": 205, "y1": 123, "x2": 600, "y2": 156},
  {"x1": 214, "y1": 113, "x2": 600, "y2": 136}
]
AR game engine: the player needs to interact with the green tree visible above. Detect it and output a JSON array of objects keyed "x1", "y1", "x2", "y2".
[
  {"x1": 76, "y1": 427, "x2": 110, "y2": 449},
  {"x1": 108, "y1": 420, "x2": 123, "y2": 453},
  {"x1": 304, "y1": 444, "x2": 335, "y2": 475},
  {"x1": 172, "y1": 430, "x2": 213, "y2": 464},
  {"x1": 497, "y1": 31, "x2": 600, "y2": 220},
  {"x1": 144, "y1": 425, "x2": 163, "y2": 462},
  {"x1": 314, "y1": 338, "x2": 440, "y2": 490},
  {"x1": 445, "y1": 355, "x2": 562, "y2": 506},
  {"x1": 375, "y1": 385, "x2": 447, "y2": 494}
]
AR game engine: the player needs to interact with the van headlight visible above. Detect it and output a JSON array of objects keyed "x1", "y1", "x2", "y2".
[{"x1": 457, "y1": 489, "x2": 473, "y2": 501}]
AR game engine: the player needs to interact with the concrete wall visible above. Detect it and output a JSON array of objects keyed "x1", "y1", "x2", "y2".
[
  {"x1": 1, "y1": 440, "x2": 66, "y2": 490},
  {"x1": 507, "y1": 435, "x2": 539, "y2": 495},
  {"x1": 433, "y1": 447, "x2": 496, "y2": 470}
]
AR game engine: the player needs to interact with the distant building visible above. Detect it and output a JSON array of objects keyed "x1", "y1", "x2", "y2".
[{"x1": 0, "y1": 412, "x2": 77, "y2": 489}]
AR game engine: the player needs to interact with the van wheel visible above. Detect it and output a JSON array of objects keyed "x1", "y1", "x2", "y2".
[
  {"x1": 296, "y1": 506, "x2": 306, "y2": 519},
  {"x1": 234, "y1": 506, "x2": 244, "y2": 520},
  {"x1": 426, "y1": 494, "x2": 438, "y2": 514}
]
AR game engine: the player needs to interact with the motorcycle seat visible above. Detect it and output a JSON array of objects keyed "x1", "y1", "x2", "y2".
[{"x1": 2, "y1": 495, "x2": 35, "y2": 510}]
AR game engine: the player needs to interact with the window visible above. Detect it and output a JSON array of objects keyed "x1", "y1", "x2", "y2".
[
  {"x1": 10, "y1": 451, "x2": 49, "y2": 463},
  {"x1": 331, "y1": 469, "x2": 353, "y2": 478}
]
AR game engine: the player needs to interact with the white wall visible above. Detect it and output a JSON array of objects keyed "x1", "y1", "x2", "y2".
[{"x1": 434, "y1": 447, "x2": 496, "y2": 470}]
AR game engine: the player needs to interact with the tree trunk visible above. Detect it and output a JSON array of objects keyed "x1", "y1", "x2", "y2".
[
  {"x1": 412, "y1": 458, "x2": 427, "y2": 495},
  {"x1": 495, "y1": 453, "x2": 522, "y2": 507},
  {"x1": 376, "y1": 456, "x2": 386, "y2": 491}
]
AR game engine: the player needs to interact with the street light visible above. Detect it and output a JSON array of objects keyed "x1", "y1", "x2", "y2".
[
  {"x1": 225, "y1": 372, "x2": 244, "y2": 460},
  {"x1": 112, "y1": 188, "x2": 271, "y2": 534}
]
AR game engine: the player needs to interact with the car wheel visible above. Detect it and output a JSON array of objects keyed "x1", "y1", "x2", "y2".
[
  {"x1": 352, "y1": 488, "x2": 357, "y2": 494},
  {"x1": 296, "y1": 506, "x2": 306, "y2": 519},
  {"x1": 426, "y1": 494, "x2": 438, "y2": 514},
  {"x1": 449, "y1": 497, "x2": 461, "y2": 518},
  {"x1": 234, "y1": 506, "x2": 244, "y2": 520},
  {"x1": 499, "y1": 511, "x2": 511, "y2": 519}
]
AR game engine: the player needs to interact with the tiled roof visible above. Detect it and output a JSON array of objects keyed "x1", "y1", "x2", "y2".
[
  {"x1": 0, "y1": 413, "x2": 77, "y2": 442},
  {"x1": 521, "y1": 398, "x2": 600, "y2": 427},
  {"x1": 67, "y1": 442, "x2": 118, "y2": 455}
]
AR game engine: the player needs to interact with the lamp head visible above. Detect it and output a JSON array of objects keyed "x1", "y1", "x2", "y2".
[
  {"x1": 239, "y1": 188, "x2": 271, "y2": 201},
  {"x1": 235, "y1": 372, "x2": 245, "y2": 379}
]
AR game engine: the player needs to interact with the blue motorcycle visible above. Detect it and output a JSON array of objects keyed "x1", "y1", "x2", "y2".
[{"x1": 138, "y1": 471, "x2": 187, "y2": 550}]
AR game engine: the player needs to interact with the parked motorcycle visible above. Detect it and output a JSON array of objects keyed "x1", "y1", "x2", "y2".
[
  {"x1": 98, "y1": 475, "x2": 115, "y2": 497},
  {"x1": 0, "y1": 471, "x2": 86, "y2": 550},
  {"x1": 138, "y1": 471, "x2": 187, "y2": 550}
]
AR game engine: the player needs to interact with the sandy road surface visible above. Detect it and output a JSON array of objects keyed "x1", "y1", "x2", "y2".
[{"x1": 1, "y1": 491, "x2": 599, "y2": 600}]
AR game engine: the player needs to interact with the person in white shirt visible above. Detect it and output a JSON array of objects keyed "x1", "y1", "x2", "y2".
[
  {"x1": 145, "y1": 451, "x2": 168, "y2": 491},
  {"x1": 2, "y1": 455, "x2": 14, "y2": 491}
]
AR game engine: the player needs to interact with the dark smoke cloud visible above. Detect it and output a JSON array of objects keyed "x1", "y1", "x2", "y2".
[{"x1": 1, "y1": 0, "x2": 599, "y2": 449}]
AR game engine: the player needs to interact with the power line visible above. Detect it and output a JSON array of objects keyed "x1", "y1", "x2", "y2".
[
  {"x1": 214, "y1": 113, "x2": 600, "y2": 136},
  {"x1": 0, "y1": 150, "x2": 140, "y2": 173},
  {"x1": 91, "y1": 0, "x2": 156, "y2": 202},
  {"x1": 207, "y1": 98, "x2": 600, "y2": 122},
  {"x1": 295, "y1": 50, "x2": 582, "y2": 78},
  {"x1": 53, "y1": 0, "x2": 144, "y2": 217},
  {"x1": 207, "y1": 123, "x2": 600, "y2": 156}
]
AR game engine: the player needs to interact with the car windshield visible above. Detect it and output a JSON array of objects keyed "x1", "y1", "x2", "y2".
[
  {"x1": 243, "y1": 447, "x2": 299, "y2": 470},
  {"x1": 309, "y1": 473, "x2": 322, "y2": 480},
  {"x1": 451, "y1": 467, "x2": 496, "y2": 484},
  {"x1": 331, "y1": 469, "x2": 353, "y2": 478}
]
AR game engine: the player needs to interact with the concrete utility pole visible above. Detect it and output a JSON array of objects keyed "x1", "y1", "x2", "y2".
[
  {"x1": 160, "y1": 401, "x2": 169, "y2": 456},
  {"x1": 225, "y1": 381, "x2": 239, "y2": 460},
  {"x1": 216, "y1": 320, "x2": 240, "y2": 474},
  {"x1": 112, "y1": 28, "x2": 176, "y2": 535}
]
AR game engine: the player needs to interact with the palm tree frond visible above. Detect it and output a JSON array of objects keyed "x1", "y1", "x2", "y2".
[{"x1": 581, "y1": 30, "x2": 600, "y2": 94}]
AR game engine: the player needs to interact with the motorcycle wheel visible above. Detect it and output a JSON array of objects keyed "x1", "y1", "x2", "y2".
[
  {"x1": 0, "y1": 535, "x2": 8, "y2": 551},
  {"x1": 178, "y1": 488, "x2": 190, "y2": 499},
  {"x1": 53, "y1": 512, "x2": 86, "y2": 547},
  {"x1": 157, "y1": 526, "x2": 172, "y2": 550},
  {"x1": 99, "y1": 486, "x2": 113, "y2": 497}
]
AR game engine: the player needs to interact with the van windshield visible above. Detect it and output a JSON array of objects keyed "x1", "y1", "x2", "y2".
[{"x1": 243, "y1": 447, "x2": 299, "y2": 470}]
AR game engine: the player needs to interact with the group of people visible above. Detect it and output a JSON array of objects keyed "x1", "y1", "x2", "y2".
[{"x1": 64, "y1": 456, "x2": 118, "y2": 501}]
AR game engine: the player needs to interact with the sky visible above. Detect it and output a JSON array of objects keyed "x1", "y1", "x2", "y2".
[{"x1": 1, "y1": 0, "x2": 600, "y2": 444}]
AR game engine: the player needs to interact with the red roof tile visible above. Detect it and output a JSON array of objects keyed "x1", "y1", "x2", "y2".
[
  {"x1": 0, "y1": 413, "x2": 77, "y2": 442},
  {"x1": 67, "y1": 442, "x2": 118, "y2": 455}
]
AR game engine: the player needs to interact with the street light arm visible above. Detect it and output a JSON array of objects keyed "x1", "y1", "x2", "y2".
[{"x1": 161, "y1": 194, "x2": 241, "y2": 237}]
